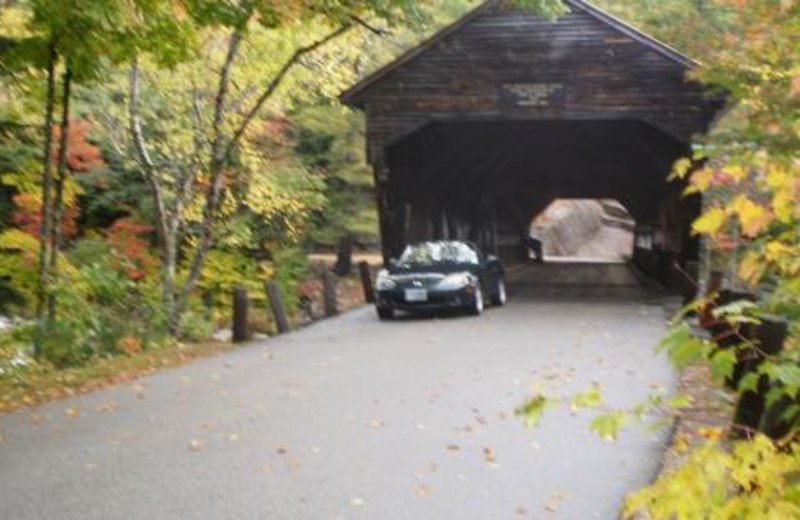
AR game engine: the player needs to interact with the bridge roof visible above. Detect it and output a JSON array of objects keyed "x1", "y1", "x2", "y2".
[{"x1": 341, "y1": 0, "x2": 696, "y2": 108}]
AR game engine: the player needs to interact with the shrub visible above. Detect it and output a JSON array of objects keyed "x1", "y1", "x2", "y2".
[{"x1": 271, "y1": 247, "x2": 310, "y2": 313}]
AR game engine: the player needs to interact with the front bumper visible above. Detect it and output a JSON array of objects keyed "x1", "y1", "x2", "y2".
[{"x1": 376, "y1": 287, "x2": 476, "y2": 312}]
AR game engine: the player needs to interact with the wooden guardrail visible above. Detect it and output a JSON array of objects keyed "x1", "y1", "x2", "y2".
[{"x1": 231, "y1": 265, "x2": 376, "y2": 343}]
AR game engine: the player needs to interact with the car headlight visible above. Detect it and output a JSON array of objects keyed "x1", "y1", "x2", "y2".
[
  {"x1": 436, "y1": 272, "x2": 472, "y2": 290},
  {"x1": 376, "y1": 270, "x2": 397, "y2": 290}
]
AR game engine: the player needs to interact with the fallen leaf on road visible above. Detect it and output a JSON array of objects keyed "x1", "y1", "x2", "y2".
[
  {"x1": 350, "y1": 498, "x2": 365, "y2": 507},
  {"x1": 65, "y1": 407, "x2": 79, "y2": 418},
  {"x1": 544, "y1": 492, "x2": 569, "y2": 513},
  {"x1": 262, "y1": 464, "x2": 273, "y2": 473},
  {"x1": 132, "y1": 384, "x2": 146, "y2": 399},
  {"x1": 446, "y1": 444, "x2": 461, "y2": 452},
  {"x1": 188, "y1": 439, "x2": 204, "y2": 451},
  {"x1": 515, "y1": 506, "x2": 528, "y2": 516},
  {"x1": 95, "y1": 401, "x2": 117, "y2": 413},
  {"x1": 415, "y1": 485, "x2": 432, "y2": 498},
  {"x1": 287, "y1": 458, "x2": 302, "y2": 471},
  {"x1": 229, "y1": 433, "x2": 241, "y2": 442},
  {"x1": 429, "y1": 462, "x2": 439, "y2": 473},
  {"x1": 275, "y1": 445, "x2": 288, "y2": 455},
  {"x1": 179, "y1": 376, "x2": 191, "y2": 385},
  {"x1": 483, "y1": 446, "x2": 497, "y2": 465},
  {"x1": 369, "y1": 419, "x2": 384, "y2": 429}
]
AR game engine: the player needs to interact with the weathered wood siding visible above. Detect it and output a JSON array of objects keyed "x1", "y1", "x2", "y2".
[{"x1": 347, "y1": 2, "x2": 716, "y2": 165}]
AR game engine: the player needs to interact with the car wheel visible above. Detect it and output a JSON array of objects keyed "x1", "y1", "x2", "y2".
[
  {"x1": 377, "y1": 306, "x2": 394, "y2": 320},
  {"x1": 468, "y1": 286, "x2": 484, "y2": 316},
  {"x1": 490, "y1": 278, "x2": 507, "y2": 307}
]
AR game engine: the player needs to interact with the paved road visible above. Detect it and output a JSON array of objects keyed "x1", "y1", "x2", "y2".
[{"x1": 0, "y1": 279, "x2": 675, "y2": 520}]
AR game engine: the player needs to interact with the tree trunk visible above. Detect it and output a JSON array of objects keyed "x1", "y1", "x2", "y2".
[
  {"x1": 333, "y1": 233, "x2": 354, "y2": 276},
  {"x1": 172, "y1": 30, "x2": 243, "y2": 330},
  {"x1": 47, "y1": 67, "x2": 72, "y2": 321},
  {"x1": 163, "y1": 227, "x2": 180, "y2": 335},
  {"x1": 34, "y1": 43, "x2": 57, "y2": 356},
  {"x1": 128, "y1": 58, "x2": 180, "y2": 336},
  {"x1": 147, "y1": 27, "x2": 351, "y2": 335}
]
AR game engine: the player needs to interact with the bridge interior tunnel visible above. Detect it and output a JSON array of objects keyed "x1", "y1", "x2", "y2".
[
  {"x1": 528, "y1": 198, "x2": 635, "y2": 262},
  {"x1": 383, "y1": 119, "x2": 701, "y2": 283}
]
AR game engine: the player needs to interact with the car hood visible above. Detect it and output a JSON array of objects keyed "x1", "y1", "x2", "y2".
[{"x1": 387, "y1": 264, "x2": 478, "y2": 276}]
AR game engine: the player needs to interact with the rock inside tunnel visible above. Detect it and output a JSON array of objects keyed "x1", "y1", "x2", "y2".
[{"x1": 529, "y1": 199, "x2": 635, "y2": 262}]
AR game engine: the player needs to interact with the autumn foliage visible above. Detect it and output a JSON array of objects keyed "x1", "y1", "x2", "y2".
[{"x1": 105, "y1": 218, "x2": 157, "y2": 281}]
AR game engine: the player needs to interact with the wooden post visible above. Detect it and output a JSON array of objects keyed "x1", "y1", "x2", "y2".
[
  {"x1": 733, "y1": 315, "x2": 788, "y2": 437},
  {"x1": 358, "y1": 261, "x2": 374, "y2": 303},
  {"x1": 333, "y1": 234, "x2": 354, "y2": 276},
  {"x1": 323, "y1": 270, "x2": 338, "y2": 317},
  {"x1": 265, "y1": 281, "x2": 290, "y2": 334},
  {"x1": 232, "y1": 286, "x2": 249, "y2": 343}
]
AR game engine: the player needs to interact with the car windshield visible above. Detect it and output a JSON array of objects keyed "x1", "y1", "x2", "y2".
[{"x1": 399, "y1": 242, "x2": 479, "y2": 266}]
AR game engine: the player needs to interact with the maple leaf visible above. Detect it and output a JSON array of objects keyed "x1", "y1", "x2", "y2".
[
  {"x1": 692, "y1": 207, "x2": 728, "y2": 236},
  {"x1": 730, "y1": 194, "x2": 772, "y2": 237}
]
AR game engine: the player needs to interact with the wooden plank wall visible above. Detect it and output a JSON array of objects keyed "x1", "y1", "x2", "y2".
[{"x1": 351, "y1": 5, "x2": 716, "y2": 165}]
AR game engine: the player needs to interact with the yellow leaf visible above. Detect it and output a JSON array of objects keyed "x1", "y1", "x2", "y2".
[
  {"x1": 726, "y1": 165, "x2": 747, "y2": 182},
  {"x1": 671, "y1": 158, "x2": 693, "y2": 180},
  {"x1": 766, "y1": 240, "x2": 791, "y2": 262},
  {"x1": 738, "y1": 252, "x2": 765, "y2": 285},
  {"x1": 772, "y1": 187, "x2": 795, "y2": 223},
  {"x1": 731, "y1": 195, "x2": 772, "y2": 237},
  {"x1": 692, "y1": 207, "x2": 728, "y2": 236}
]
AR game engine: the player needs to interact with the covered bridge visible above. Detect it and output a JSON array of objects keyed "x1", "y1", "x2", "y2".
[{"x1": 341, "y1": 0, "x2": 722, "y2": 282}]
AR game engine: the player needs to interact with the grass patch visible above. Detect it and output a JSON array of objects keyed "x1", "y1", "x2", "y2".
[{"x1": 0, "y1": 340, "x2": 234, "y2": 415}]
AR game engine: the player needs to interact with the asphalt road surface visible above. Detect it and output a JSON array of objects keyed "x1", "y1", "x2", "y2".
[{"x1": 0, "y1": 280, "x2": 676, "y2": 520}]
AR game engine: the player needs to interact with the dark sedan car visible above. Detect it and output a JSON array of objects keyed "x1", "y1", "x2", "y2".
[{"x1": 375, "y1": 241, "x2": 506, "y2": 320}]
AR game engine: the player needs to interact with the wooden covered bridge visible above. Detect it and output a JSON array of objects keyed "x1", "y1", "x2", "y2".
[{"x1": 342, "y1": 0, "x2": 722, "y2": 283}]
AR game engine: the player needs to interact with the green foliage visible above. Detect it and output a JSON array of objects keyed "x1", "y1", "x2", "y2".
[
  {"x1": 0, "y1": 229, "x2": 76, "y2": 311},
  {"x1": 196, "y1": 249, "x2": 265, "y2": 306},
  {"x1": 709, "y1": 348, "x2": 737, "y2": 384},
  {"x1": 623, "y1": 1, "x2": 800, "y2": 516},
  {"x1": 509, "y1": 0, "x2": 569, "y2": 19},
  {"x1": 271, "y1": 247, "x2": 311, "y2": 313},
  {"x1": 589, "y1": 411, "x2": 628, "y2": 442},
  {"x1": 571, "y1": 385, "x2": 603, "y2": 410},
  {"x1": 516, "y1": 394, "x2": 550, "y2": 429},
  {"x1": 626, "y1": 436, "x2": 800, "y2": 519},
  {"x1": 293, "y1": 104, "x2": 378, "y2": 247},
  {"x1": 658, "y1": 322, "x2": 711, "y2": 369}
]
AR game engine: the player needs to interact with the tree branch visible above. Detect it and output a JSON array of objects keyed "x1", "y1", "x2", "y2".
[
  {"x1": 210, "y1": 29, "x2": 243, "y2": 163},
  {"x1": 175, "y1": 25, "x2": 353, "y2": 319},
  {"x1": 350, "y1": 15, "x2": 391, "y2": 37},
  {"x1": 129, "y1": 57, "x2": 169, "y2": 243},
  {"x1": 224, "y1": 24, "x2": 352, "y2": 158}
]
